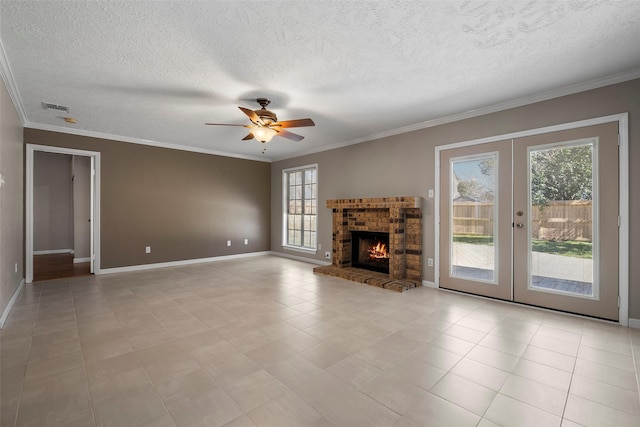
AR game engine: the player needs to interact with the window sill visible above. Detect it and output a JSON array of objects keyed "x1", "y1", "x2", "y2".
[{"x1": 282, "y1": 245, "x2": 317, "y2": 255}]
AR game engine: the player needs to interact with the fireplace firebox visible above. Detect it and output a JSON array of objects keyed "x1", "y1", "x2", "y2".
[{"x1": 351, "y1": 231, "x2": 390, "y2": 274}]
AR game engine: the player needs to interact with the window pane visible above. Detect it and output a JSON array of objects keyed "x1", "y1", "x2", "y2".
[
  {"x1": 292, "y1": 231, "x2": 301, "y2": 246},
  {"x1": 284, "y1": 166, "x2": 317, "y2": 249}
]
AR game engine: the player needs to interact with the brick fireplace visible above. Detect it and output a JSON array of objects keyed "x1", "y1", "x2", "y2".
[{"x1": 314, "y1": 197, "x2": 423, "y2": 292}]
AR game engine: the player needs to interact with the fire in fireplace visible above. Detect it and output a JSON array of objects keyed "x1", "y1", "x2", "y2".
[{"x1": 351, "y1": 231, "x2": 390, "y2": 274}]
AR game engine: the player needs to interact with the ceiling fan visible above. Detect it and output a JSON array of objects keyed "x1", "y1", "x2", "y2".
[{"x1": 205, "y1": 98, "x2": 315, "y2": 144}]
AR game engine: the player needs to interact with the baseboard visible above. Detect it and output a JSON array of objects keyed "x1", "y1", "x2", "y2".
[
  {"x1": 97, "y1": 251, "x2": 272, "y2": 275},
  {"x1": 0, "y1": 279, "x2": 25, "y2": 329},
  {"x1": 34, "y1": 249, "x2": 74, "y2": 255},
  {"x1": 73, "y1": 257, "x2": 91, "y2": 264},
  {"x1": 422, "y1": 280, "x2": 437, "y2": 288},
  {"x1": 629, "y1": 318, "x2": 640, "y2": 329},
  {"x1": 270, "y1": 251, "x2": 331, "y2": 266}
]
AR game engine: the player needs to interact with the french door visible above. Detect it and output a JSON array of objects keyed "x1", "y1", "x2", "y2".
[{"x1": 440, "y1": 123, "x2": 619, "y2": 320}]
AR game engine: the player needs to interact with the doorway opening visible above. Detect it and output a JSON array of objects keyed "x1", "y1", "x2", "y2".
[{"x1": 26, "y1": 145, "x2": 101, "y2": 283}]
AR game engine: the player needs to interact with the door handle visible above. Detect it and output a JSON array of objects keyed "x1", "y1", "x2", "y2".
[{"x1": 516, "y1": 223, "x2": 524, "y2": 228}]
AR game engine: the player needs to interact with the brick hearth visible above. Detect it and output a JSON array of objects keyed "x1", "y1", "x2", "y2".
[{"x1": 313, "y1": 197, "x2": 423, "y2": 292}]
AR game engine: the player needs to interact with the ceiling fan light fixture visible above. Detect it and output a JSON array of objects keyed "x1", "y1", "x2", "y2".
[{"x1": 251, "y1": 126, "x2": 277, "y2": 143}]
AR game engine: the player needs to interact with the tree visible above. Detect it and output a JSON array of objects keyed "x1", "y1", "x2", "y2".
[
  {"x1": 456, "y1": 157, "x2": 496, "y2": 201},
  {"x1": 530, "y1": 144, "x2": 592, "y2": 205},
  {"x1": 457, "y1": 178, "x2": 484, "y2": 200}
]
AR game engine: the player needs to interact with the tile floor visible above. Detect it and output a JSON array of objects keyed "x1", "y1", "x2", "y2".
[{"x1": 1, "y1": 255, "x2": 639, "y2": 427}]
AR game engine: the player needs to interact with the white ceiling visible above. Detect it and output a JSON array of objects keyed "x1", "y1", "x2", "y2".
[{"x1": 2, "y1": 1, "x2": 640, "y2": 162}]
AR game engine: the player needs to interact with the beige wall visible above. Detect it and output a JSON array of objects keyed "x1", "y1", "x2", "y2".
[
  {"x1": 271, "y1": 78, "x2": 640, "y2": 319},
  {"x1": 0, "y1": 76, "x2": 24, "y2": 317},
  {"x1": 33, "y1": 151, "x2": 74, "y2": 252},
  {"x1": 24, "y1": 129, "x2": 271, "y2": 269}
]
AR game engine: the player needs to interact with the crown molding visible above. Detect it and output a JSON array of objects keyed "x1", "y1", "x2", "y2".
[
  {"x1": 25, "y1": 122, "x2": 271, "y2": 163},
  {"x1": 0, "y1": 38, "x2": 27, "y2": 126},
  {"x1": 272, "y1": 68, "x2": 640, "y2": 162}
]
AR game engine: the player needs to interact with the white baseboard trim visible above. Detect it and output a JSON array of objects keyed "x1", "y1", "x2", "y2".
[
  {"x1": 97, "y1": 251, "x2": 272, "y2": 275},
  {"x1": 270, "y1": 251, "x2": 331, "y2": 266},
  {"x1": 0, "y1": 279, "x2": 25, "y2": 329},
  {"x1": 34, "y1": 249, "x2": 74, "y2": 255},
  {"x1": 422, "y1": 280, "x2": 437, "y2": 288},
  {"x1": 629, "y1": 318, "x2": 640, "y2": 329},
  {"x1": 73, "y1": 257, "x2": 91, "y2": 264}
]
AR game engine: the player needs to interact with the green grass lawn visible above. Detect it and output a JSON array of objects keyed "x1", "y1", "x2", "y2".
[{"x1": 453, "y1": 234, "x2": 592, "y2": 259}]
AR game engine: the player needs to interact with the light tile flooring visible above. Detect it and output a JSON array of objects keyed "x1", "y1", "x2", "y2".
[{"x1": 1, "y1": 255, "x2": 639, "y2": 427}]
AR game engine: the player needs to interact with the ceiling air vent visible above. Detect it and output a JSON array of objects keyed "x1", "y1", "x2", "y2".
[{"x1": 42, "y1": 102, "x2": 70, "y2": 114}]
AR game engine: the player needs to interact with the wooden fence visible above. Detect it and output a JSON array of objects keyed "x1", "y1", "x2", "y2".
[{"x1": 452, "y1": 200, "x2": 592, "y2": 242}]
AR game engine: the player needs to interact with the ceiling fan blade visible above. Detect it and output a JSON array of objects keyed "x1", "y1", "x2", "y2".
[
  {"x1": 242, "y1": 133, "x2": 255, "y2": 141},
  {"x1": 239, "y1": 107, "x2": 264, "y2": 126},
  {"x1": 205, "y1": 123, "x2": 251, "y2": 127},
  {"x1": 274, "y1": 118, "x2": 315, "y2": 128},
  {"x1": 276, "y1": 129, "x2": 305, "y2": 142}
]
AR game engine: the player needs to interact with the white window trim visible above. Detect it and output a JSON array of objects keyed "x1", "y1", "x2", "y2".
[{"x1": 282, "y1": 163, "x2": 318, "y2": 252}]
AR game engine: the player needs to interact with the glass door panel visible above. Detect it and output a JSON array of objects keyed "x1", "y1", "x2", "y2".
[
  {"x1": 440, "y1": 140, "x2": 512, "y2": 301},
  {"x1": 528, "y1": 141, "x2": 595, "y2": 297},
  {"x1": 513, "y1": 122, "x2": 619, "y2": 321},
  {"x1": 450, "y1": 155, "x2": 497, "y2": 283}
]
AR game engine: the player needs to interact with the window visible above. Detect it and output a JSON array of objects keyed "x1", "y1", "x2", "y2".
[{"x1": 283, "y1": 164, "x2": 317, "y2": 251}]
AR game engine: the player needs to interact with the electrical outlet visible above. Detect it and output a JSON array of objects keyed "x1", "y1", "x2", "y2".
[
  {"x1": 428, "y1": 258, "x2": 434, "y2": 267},
  {"x1": 227, "y1": 240, "x2": 232, "y2": 247},
  {"x1": 14, "y1": 263, "x2": 18, "y2": 273},
  {"x1": 324, "y1": 252, "x2": 331, "y2": 259},
  {"x1": 428, "y1": 189, "x2": 434, "y2": 198},
  {"x1": 244, "y1": 239, "x2": 248, "y2": 245},
  {"x1": 145, "y1": 246, "x2": 151, "y2": 254}
]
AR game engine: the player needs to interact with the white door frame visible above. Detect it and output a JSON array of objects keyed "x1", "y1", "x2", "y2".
[
  {"x1": 435, "y1": 113, "x2": 629, "y2": 325},
  {"x1": 26, "y1": 144, "x2": 101, "y2": 283}
]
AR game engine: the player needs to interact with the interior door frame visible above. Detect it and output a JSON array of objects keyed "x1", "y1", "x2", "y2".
[
  {"x1": 26, "y1": 144, "x2": 101, "y2": 283},
  {"x1": 434, "y1": 113, "x2": 629, "y2": 325}
]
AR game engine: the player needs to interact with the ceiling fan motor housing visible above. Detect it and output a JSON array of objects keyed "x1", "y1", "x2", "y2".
[
  {"x1": 254, "y1": 99, "x2": 277, "y2": 124},
  {"x1": 256, "y1": 109, "x2": 277, "y2": 125}
]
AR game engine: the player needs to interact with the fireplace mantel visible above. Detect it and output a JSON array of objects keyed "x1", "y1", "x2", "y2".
[
  {"x1": 326, "y1": 196, "x2": 421, "y2": 209},
  {"x1": 314, "y1": 196, "x2": 423, "y2": 292}
]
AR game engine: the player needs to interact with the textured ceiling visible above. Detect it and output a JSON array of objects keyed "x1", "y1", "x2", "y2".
[{"x1": 1, "y1": 1, "x2": 640, "y2": 161}]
